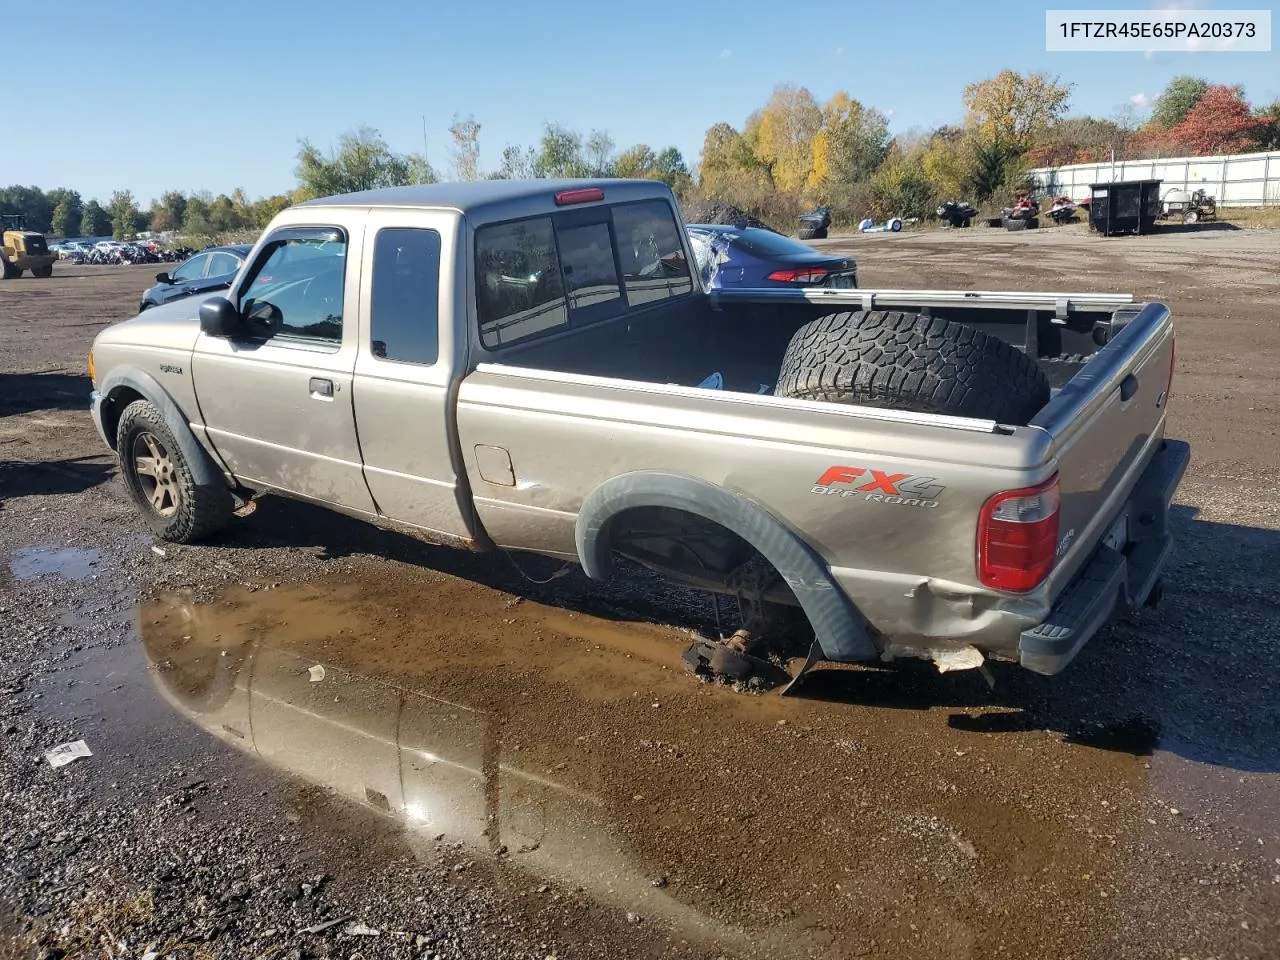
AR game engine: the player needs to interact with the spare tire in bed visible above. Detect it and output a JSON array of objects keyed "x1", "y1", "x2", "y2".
[{"x1": 774, "y1": 310, "x2": 1050, "y2": 424}]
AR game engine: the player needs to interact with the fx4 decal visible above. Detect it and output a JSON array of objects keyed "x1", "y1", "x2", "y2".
[{"x1": 811, "y1": 466, "x2": 945, "y2": 508}]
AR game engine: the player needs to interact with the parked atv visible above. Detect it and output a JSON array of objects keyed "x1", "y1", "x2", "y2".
[
  {"x1": 1047, "y1": 196, "x2": 1078, "y2": 225},
  {"x1": 936, "y1": 201, "x2": 979, "y2": 228},
  {"x1": 797, "y1": 206, "x2": 832, "y2": 240},
  {"x1": 1002, "y1": 197, "x2": 1040, "y2": 231}
]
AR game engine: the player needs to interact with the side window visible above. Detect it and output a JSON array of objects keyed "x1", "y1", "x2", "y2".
[
  {"x1": 238, "y1": 232, "x2": 347, "y2": 345},
  {"x1": 369, "y1": 227, "x2": 441, "y2": 365},
  {"x1": 611, "y1": 200, "x2": 694, "y2": 305},
  {"x1": 171, "y1": 254, "x2": 208, "y2": 282},
  {"x1": 555, "y1": 220, "x2": 622, "y2": 316},
  {"x1": 207, "y1": 252, "x2": 241, "y2": 278},
  {"x1": 476, "y1": 217, "x2": 567, "y2": 349}
]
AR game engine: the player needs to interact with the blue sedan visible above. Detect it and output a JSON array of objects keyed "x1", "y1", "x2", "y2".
[
  {"x1": 138, "y1": 244, "x2": 253, "y2": 313},
  {"x1": 686, "y1": 224, "x2": 857, "y2": 290}
]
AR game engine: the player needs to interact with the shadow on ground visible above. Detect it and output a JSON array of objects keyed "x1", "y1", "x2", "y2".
[
  {"x1": 0, "y1": 372, "x2": 92, "y2": 416},
  {"x1": 210, "y1": 496, "x2": 1280, "y2": 774},
  {"x1": 0, "y1": 455, "x2": 115, "y2": 501}
]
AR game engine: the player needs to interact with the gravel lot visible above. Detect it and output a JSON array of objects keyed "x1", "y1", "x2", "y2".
[{"x1": 3, "y1": 222, "x2": 1279, "y2": 960}]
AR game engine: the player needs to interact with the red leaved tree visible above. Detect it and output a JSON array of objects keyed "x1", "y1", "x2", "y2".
[{"x1": 1169, "y1": 85, "x2": 1261, "y2": 155}]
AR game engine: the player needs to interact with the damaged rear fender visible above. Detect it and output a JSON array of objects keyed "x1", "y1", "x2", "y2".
[{"x1": 574, "y1": 470, "x2": 877, "y2": 663}]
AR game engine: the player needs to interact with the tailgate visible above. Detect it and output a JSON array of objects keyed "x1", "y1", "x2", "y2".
[{"x1": 1031, "y1": 303, "x2": 1176, "y2": 591}]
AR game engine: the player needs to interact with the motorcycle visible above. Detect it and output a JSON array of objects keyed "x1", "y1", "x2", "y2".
[{"x1": 936, "y1": 200, "x2": 978, "y2": 228}]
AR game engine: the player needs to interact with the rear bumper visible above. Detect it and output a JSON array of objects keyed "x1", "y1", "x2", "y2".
[{"x1": 1018, "y1": 438, "x2": 1190, "y2": 675}]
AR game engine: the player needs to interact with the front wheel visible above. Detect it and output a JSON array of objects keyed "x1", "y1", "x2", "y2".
[
  {"x1": 116, "y1": 399, "x2": 232, "y2": 543},
  {"x1": 1183, "y1": 209, "x2": 1199, "y2": 224},
  {"x1": 32, "y1": 264, "x2": 53, "y2": 278}
]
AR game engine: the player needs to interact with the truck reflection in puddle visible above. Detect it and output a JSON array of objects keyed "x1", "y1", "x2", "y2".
[{"x1": 138, "y1": 593, "x2": 743, "y2": 949}]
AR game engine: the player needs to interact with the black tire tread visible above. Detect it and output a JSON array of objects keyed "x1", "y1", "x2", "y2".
[
  {"x1": 797, "y1": 226, "x2": 821, "y2": 241},
  {"x1": 773, "y1": 310, "x2": 1050, "y2": 424},
  {"x1": 116, "y1": 399, "x2": 233, "y2": 543}
]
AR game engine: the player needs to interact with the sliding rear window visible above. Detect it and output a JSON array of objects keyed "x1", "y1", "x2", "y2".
[{"x1": 475, "y1": 198, "x2": 693, "y2": 350}]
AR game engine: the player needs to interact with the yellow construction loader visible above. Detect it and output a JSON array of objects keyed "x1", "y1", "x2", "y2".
[{"x1": 1, "y1": 215, "x2": 56, "y2": 279}]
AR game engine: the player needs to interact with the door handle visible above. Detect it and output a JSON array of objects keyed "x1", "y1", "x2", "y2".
[{"x1": 309, "y1": 377, "x2": 334, "y2": 399}]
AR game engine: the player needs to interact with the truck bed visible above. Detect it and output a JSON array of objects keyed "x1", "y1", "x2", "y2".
[{"x1": 492, "y1": 287, "x2": 1144, "y2": 406}]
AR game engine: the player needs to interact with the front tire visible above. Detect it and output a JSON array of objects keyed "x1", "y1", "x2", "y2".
[
  {"x1": 116, "y1": 399, "x2": 232, "y2": 543},
  {"x1": 32, "y1": 264, "x2": 53, "y2": 278}
]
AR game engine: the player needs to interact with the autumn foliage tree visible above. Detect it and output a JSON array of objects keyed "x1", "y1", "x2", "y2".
[{"x1": 1169, "y1": 85, "x2": 1260, "y2": 155}]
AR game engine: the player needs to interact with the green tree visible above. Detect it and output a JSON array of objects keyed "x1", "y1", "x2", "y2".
[
  {"x1": 491, "y1": 145, "x2": 537, "y2": 179},
  {"x1": 867, "y1": 147, "x2": 934, "y2": 218},
  {"x1": 534, "y1": 123, "x2": 588, "y2": 178},
  {"x1": 295, "y1": 126, "x2": 431, "y2": 200},
  {"x1": 252, "y1": 194, "x2": 292, "y2": 227},
  {"x1": 614, "y1": 144, "x2": 657, "y2": 178},
  {"x1": 108, "y1": 190, "x2": 140, "y2": 240},
  {"x1": 584, "y1": 130, "x2": 616, "y2": 176},
  {"x1": 1151, "y1": 75, "x2": 1208, "y2": 129},
  {"x1": 182, "y1": 193, "x2": 214, "y2": 237},
  {"x1": 0, "y1": 186, "x2": 54, "y2": 233},
  {"x1": 652, "y1": 147, "x2": 690, "y2": 191},
  {"x1": 448, "y1": 114, "x2": 482, "y2": 181},
  {"x1": 1250, "y1": 100, "x2": 1280, "y2": 150},
  {"x1": 79, "y1": 199, "x2": 111, "y2": 237},
  {"x1": 46, "y1": 189, "x2": 83, "y2": 238},
  {"x1": 148, "y1": 190, "x2": 188, "y2": 232}
]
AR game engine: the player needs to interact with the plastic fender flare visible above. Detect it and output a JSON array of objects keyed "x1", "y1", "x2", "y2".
[
  {"x1": 98, "y1": 365, "x2": 225, "y2": 489},
  {"x1": 574, "y1": 471, "x2": 877, "y2": 663}
]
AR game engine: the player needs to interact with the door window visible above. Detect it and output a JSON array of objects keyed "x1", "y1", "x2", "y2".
[
  {"x1": 369, "y1": 227, "x2": 442, "y2": 365},
  {"x1": 207, "y1": 251, "x2": 242, "y2": 278},
  {"x1": 170, "y1": 254, "x2": 209, "y2": 282},
  {"x1": 238, "y1": 232, "x2": 347, "y2": 344}
]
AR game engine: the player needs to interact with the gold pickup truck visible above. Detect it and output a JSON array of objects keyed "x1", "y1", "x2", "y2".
[{"x1": 87, "y1": 179, "x2": 1189, "y2": 688}]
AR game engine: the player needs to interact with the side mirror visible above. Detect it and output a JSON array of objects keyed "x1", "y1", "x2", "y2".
[
  {"x1": 155, "y1": 272, "x2": 171, "y2": 284},
  {"x1": 199, "y1": 297, "x2": 245, "y2": 339}
]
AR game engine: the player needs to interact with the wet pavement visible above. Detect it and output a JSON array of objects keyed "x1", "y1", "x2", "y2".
[
  {"x1": 7, "y1": 241, "x2": 1280, "y2": 958},
  {"x1": 27, "y1": 558, "x2": 1280, "y2": 959}
]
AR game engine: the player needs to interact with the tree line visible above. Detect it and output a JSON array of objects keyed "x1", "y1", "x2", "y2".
[
  {"x1": 3, "y1": 71, "x2": 1277, "y2": 241},
  {"x1": 695, "y1": 72, "x2": 1280, "y2": 225}
]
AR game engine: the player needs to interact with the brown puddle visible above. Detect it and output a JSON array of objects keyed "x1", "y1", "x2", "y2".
[{"x1": 65, "y1": 563, "x2": 1275, "y2": 960}]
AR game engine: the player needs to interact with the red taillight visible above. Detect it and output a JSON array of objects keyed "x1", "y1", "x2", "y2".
[
  {"x1": 977, "y1": 475, "x2": 1060, "y2": 592},
  {"x1": 554, "y1": 188, "x2": 604, "y2": 205},
  {"x1": 767, "y1": 268, "x2": 829, "y2": 284}
]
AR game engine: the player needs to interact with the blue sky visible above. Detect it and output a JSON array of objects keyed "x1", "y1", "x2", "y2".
[{"x1": 5, "y1": 0, "x2": 1277, "y2": 205}]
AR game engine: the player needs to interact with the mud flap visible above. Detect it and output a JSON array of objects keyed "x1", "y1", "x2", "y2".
[{"x1": 780, "y1": 639, "x2": 826, "y2": 697}]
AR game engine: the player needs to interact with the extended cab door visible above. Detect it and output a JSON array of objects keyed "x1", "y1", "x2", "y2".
[
  {"x1": 350, "y1": 209, "x2": 474, "y2": 542},
  {"x1": 191, "y1": 224, "x2": 375, "y2": 513}
]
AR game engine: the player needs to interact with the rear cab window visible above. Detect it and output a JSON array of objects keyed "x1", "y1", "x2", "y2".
[
  {"x1": 475, "y1": 198, "x2": 693, "y2": 350},
  {"x1": 368, "y1": 227, "x2": 442, "y2": 365}
]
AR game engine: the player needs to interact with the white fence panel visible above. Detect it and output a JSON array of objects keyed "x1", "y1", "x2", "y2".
[{"x1": 1029, "y1": 150, "x2": 1280, "y2": 207}]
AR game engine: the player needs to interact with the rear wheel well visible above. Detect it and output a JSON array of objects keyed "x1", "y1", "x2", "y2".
[
  {"x1": 605, "y1": 505, "x2": 810, "y2": 648},
  {"x1": 101, "y1": 386, "x2": 146, "y2": 449}
]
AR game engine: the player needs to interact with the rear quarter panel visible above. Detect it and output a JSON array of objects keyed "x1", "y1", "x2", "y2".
[{"x1": 456, "y1": 367, "x2": 1057, "y2": 643}]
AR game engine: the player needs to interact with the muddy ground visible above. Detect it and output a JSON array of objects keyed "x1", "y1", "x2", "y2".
[{"x1": 2, "y1": 222, "x2": 1279, "y2": 960}]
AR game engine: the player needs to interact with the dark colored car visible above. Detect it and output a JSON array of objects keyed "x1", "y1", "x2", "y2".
[
  {"x1": 138, "y1": 244, "x2": 253, "y2": 312},
  {"x1": 686, "y1": 224, "x2": 856, "y2": 290}
]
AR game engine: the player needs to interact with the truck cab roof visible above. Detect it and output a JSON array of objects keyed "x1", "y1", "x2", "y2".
[{"x1": 294, "y1": 178, "x2": 673, "y2": 223}]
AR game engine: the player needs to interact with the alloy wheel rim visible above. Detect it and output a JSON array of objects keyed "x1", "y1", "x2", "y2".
[{"x1": 132, "y1": 431, "x2": 180, "y2": 517}]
